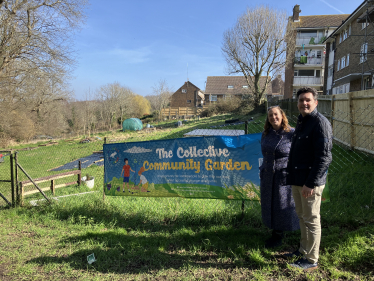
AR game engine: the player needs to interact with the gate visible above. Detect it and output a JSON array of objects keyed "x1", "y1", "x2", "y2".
[{"x1": 0, "y1": 150, "x2": 14, "y2": 207}]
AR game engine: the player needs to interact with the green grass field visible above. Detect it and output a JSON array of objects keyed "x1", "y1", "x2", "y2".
[{"x1": 0, "y1": 113, "x2": 373, "y2": 280}]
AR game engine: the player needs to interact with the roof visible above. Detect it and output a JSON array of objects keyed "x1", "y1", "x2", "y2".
[
  {"x1": 293, "y1": 14, "x2": 349, "y2": 28},
  {"x1": 205, "y1": 76, "x2": 271, "y2": 95},
  {"x1": 325, "y1": 0, "x2": 372, "y2": 42},
  {"x1": 176, "y1": 81, "x2": 201, "y2": 92}
]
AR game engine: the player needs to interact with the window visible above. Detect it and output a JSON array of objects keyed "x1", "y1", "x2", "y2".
[
  {"x1": 337, "y1": 59, "x2": 340, "y2": 71},
  {"x1": 316, "y1": 70, "x2": 321, "y2": 77},
  {"x1": 210, "y1": 95, "x2": 217, "y2": 102},
  {"x1": 342, "y1": 29, "x2": 348, "y2": 40},
  {"x1": 360, "y1": 43, "x2": 368, "y2": 63},
  {"x1": 227, "y1": 85, "x2": 234, "y2": 89},
  {"x1": 317, "y1": 50, "x2": 322, "y2": 58},
  {"x1": 182, "y1": 89, "x2": 187, "y2": 93},
  {"x1": 328, "y1": 66, "x2": 333, "y2": 77},
  {"x1": 294, "y1": 70, "x2": 298, "y2": 76},
  {"x1": 187, "y1": 100, "x2": 191, "y2": 103},
  {"x1": 345, "y1": 83, "x2": 350, "y2": 93},
  {"x1": 332, "y1": 87, "x2": 337, "y2": 95},
  {"x1": 297, "y1": 30, "x2": 317, "y2": 38},
  {"x1": 362, "y1": 22, "x2": 370, "y2": 29},
  {"x1": 341, "y1": 56, "x2": 346, "y2": 68},
  {"x1": 298, "y1": 69, "x2": 315, "y2": 76},
  {"x1": 339, "y1": 35, "x2": 342, "y2": 44},
  {"x1": 347, "y1": 54, "x2": 350, "y2": 66},
  {"x1": 348, "y1": 24, "x2": 351, "y2": 35}
]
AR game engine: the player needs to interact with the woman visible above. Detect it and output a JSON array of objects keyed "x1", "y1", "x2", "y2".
[{"x1": 260, "y1": 106, "x2": 299, "y2": 248}]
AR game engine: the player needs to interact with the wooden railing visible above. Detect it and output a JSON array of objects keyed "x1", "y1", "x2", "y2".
[{"x1": 161, "y1": 106, "x2": 208, "y2": 119}]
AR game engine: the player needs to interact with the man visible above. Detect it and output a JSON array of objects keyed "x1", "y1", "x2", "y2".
[{"x1": 285, "y1": 87, "x2": 332, "y2": 271}]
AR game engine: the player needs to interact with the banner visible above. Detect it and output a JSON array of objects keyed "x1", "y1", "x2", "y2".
[{"x1": 103, "y1": 134, "x2": 263, "y2": 200}]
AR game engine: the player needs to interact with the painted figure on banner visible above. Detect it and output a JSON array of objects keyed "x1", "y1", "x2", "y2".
[
  {"x1": 121, "y1": 158, "x2": 135, "y2": 193},
  {"x1": 260, "y1": 106, "x2": 299, "y2": 249},
  {"x1": 134, "y1": 166, "x2": 150, "y2": 193}
]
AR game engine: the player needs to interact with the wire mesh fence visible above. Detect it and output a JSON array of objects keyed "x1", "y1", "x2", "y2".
[{"x1": 1, "y1": 108, "x2": 373, "y2": 227}]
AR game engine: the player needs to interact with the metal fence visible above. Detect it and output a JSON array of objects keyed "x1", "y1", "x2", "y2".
[{"x1": 1, "y1": 110, "x2": 373, "y2": 226}]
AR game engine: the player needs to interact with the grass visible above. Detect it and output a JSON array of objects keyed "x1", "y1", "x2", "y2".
[
  {"x1": 0, "y1": 112, "x2": 373, "y2": 280},
  {"x1": 0, "y1": 197, "x2": 373, "y2": 280}
]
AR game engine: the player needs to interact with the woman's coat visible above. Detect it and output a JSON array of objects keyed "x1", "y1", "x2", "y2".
[{"x1": 260, "y1": 127, "x2": 299, "y2": 231}]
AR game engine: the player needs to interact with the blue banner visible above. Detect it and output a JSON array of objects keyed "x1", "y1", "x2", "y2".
[{"x1": 103, "y1": 134, "x2": 262, "y2": 200}]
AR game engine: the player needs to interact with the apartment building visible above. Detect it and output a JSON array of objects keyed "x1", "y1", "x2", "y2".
[
  {"x1": 324, "y1": 0, "x2": 374, "y2": 95},
  {"x1": 284, "y1": 5, "x2": 348, "y2": 99}
]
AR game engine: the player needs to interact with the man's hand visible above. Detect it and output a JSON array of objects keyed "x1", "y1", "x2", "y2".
[{"x1": 302, "y1": 185, "x2": 314, "y2": 198}]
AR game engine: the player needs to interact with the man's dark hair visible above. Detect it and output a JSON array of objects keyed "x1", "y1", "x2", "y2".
[
  {"x1": 124, "y1": 158, "x2": 128, "y2": 162},
  {"x1": 296, "y1": 87, "x2": 318, "y2": 100}
]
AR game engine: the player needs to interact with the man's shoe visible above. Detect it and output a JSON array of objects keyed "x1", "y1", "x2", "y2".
[
  {"x1": 289, "y1": 258, "x2": 318, "y2": 271},
  {"x1": 283, "y1": 250, "x2": 303, "y2": 259}
]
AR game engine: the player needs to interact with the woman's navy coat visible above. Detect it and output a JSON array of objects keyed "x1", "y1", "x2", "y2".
[{"x1": 260, "y1": 127, "x2": 299, "y2": 231}]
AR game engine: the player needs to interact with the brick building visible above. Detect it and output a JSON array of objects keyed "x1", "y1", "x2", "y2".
[
  {"x1": 204, "y1": 76, "x2": 272, "y2": 104},
  {"x1": 284, "y1": 5, "x2": 348, "y2": 99},
  {"x1": 324, "y1": 0, "x2": 374, "y2": 95},
  {"x1": 169, "y1": 81, "x2": 204, "y2": 108}
]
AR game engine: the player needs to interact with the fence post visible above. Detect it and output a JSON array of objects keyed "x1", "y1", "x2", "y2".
[
  {"x1": 331, "y1": 95, "x2": 335, "y2": 130},
  {"x1": 15, "y1": 152, "x2": 19, "y2": 206},
  {"x1": 103, "y1": 137, "x2": 107, "y2": 201},
  {"x1": 19, "y1": 182, "x2": 24, "y2": 207},
  {"x1": 10, "y1": 152, "x2": 15, "y2": 207},
  {"x1": 78, "y1": 161, "x2": 82, "y2": 186},
  {"x1": 241, "y1": 121, "x2": 249, "y2": 218},
  {"x1": 50, "y1": 180, "x2": 55, "y2": 196},
  {"x1": 348, "y1": 92, "x2": 355, "y2": 149}
]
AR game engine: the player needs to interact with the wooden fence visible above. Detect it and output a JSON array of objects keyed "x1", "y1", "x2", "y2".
[
  {"x1": 161, "y1": 106, "x2": 209, "y2": 119},
  {"x1": 274, "y1": 89, "x2": 374, "y2": 155}
]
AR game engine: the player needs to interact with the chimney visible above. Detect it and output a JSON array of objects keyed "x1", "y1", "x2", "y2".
[{"x1": 293, "y1": 5, "x2": 301, "y2": 22}]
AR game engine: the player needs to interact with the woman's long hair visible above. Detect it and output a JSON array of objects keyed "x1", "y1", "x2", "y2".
[{"x1": 263, "y1": 106, "x2": 291, "y2": 135}]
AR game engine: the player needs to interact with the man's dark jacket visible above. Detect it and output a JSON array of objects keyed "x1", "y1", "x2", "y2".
[{"x1": 286, "y1": 108, "x2": 332, "y2": 188}]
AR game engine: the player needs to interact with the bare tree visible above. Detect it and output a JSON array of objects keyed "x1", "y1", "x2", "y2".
[
  {"x1": 0, "y1": 0, "x2": 88, "y2": 142},
  {"x1": 222, "y1": 5, "x2": 294, "y2": 106},
  {"x1": 151, "y1": 79, "x2": 173, "y2": 120},
  {"x1": 0, "y1": 0, "x2": 87, "y2": 79},
  {"x1": 96, "y1": 82, "x2": 136, "y2": 130}
]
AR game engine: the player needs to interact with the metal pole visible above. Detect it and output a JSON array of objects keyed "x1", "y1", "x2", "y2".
[
  {"x1": 10, "y1": 152, "x2": 15, "y2": 207},
  {"x1": 103, "y1": 137, "x2": 107, "y2": 201},
  {"x1": 242, "y1": 121, "x2": 249, "y2": 218},
  {"x1": 15, "y1": 152, "x2": 19, "y2": 206},
  {"x1": 17, "y1": 163, "x2": 51, "y2": 203}
]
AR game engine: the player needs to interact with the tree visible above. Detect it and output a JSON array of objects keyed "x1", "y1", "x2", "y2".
[
  {"x1": 222, "y1": 5, "x2": 294, "y2": 106},
  {"x1": 131, "y1": 95, "x2": 151, "y2": 118},
  {"x1": 150, "y1": 79, "x2": 173, "y2": 120},
  {"x1": 0, "y1": 0, "x2": 87, "y2": 79}
]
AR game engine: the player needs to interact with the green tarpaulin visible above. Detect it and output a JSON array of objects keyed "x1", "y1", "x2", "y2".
[{"x1": 122, "y1": 118, "x2": 143, "y2": 131}]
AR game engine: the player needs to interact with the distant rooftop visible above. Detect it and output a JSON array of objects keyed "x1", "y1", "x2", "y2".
[{"x1": 293, "y1": 14, "x2": 350, "y2": 28}]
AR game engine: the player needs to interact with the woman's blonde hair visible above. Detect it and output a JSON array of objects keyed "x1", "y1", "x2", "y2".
[{"x1": 263, "y1": 106, "x2": 291, "y2": 135}]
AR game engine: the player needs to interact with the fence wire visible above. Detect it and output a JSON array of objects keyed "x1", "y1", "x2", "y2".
[{"x1": 4, "y1": 110, "x2": 374, "y2": 227}]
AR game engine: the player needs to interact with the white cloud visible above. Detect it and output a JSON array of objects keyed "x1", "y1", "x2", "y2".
[
  {"x1": 107, "y1": 47, "x2": 152, "y2": 64},
  {"x1": 124, "y1": 146, "x2": 152, "y2": 153}
]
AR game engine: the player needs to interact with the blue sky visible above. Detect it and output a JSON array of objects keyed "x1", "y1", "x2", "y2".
[{"x1": 71, "y1": 0, "x2": 358, "y2": 100}]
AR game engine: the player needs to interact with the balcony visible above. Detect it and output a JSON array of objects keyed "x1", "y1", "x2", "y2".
[
  {"x1": 294, "y1": 56, "x2": 323, "y2": 65},
  {"x1": 293, "y1": 77, "x2": 323, "y2": 86},
  {"x1": 296, "y1": 36, "x2": 326, "y2": 46}
]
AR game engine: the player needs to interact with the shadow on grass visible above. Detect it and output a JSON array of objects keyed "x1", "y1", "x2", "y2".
[{"x1": 27, "y1": 218, "x2": 271, "y2": 274}]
